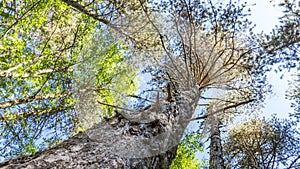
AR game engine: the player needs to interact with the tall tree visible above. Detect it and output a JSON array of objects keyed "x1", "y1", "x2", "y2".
[{"x1": 0, "y1": 0, "x2": 278, "y2": 168}]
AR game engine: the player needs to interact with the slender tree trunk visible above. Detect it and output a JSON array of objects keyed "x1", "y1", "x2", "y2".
[{"x1": 209, "y1": 115, "x2": 225, "y2": 169}]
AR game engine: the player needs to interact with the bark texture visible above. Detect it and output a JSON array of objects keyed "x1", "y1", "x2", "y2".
[
  {"x1": 209, "y1": 116, "x2": 225, "y2": 169},
  {"x1": 0, "y1": 86, "x2": 200, "y2": 169},
  {"x1": 0, "y1": 130, "x2": 176, "y2": 169}
]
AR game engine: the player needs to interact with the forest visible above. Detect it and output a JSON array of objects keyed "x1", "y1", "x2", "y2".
[{"x1": 0, "y1": 0, "x2": 299, "y2": 168}]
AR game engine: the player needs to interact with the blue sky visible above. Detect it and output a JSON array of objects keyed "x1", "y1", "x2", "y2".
[
  {"x1": 250, "y1": 0, "x2": 295, "y2": 118},
  {"x1": 250, "y1": 0, "x2": 282, "y2": 33}
]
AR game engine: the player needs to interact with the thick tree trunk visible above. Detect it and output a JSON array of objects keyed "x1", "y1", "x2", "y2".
[
  {"x1": 0, "y1": 86, "x2": 200, "y2": 169},
  {"x1": 0, "y1": 130, "x2": 177, "y2": 169},
  {"x1": 209, "y1": 115, "x2": 225, "y2": 169}
]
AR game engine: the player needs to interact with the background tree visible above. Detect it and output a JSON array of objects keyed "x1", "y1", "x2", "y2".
[
  {"x1": 220, "y1": 1, "x2": 300, "y2": 168},
  {"x1": 287, "y1": 73, "x2": 300, "y2": 121},
  {"x1": 223, "y1": 117, "x2": 300, "y2": 169},
  {"x1": 0, "y1": 0, "x2": 91, "y2": 159},
  {"x1": 0, "y1": 0, "x2": 138, "y2": 160},
  {"x1": 257, "y1": 0, "x2": 299, "y2": 73}
]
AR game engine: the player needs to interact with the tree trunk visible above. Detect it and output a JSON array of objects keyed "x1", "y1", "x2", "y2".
[
  {"x1": 0, "y1": 130, "x2": 177, "y2": 169},
  {"x1": 209, "y1": 115, "x2": 225, "y2": 169},
  {"x1": 0, "y1": 86, "x2": 201, "y2": 169}
]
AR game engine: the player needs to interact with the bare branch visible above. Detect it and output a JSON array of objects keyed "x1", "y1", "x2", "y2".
[
  {"x1": 0, "y1": 92, "x2": 72, "y2": 109},
  {"x1": 188, "y1": 99, "x2": 255, "y2": 121}
]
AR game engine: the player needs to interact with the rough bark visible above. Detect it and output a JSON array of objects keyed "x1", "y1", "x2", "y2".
[
  {"x1": 209, "y1": 115, "x2": 225, "y2": 169},
  {"x1": 0, "y1": 86, "x2": 201, "y2": 169},
  {"x1": 0, "y1": 129, "x2": 176, "y2": 169}
]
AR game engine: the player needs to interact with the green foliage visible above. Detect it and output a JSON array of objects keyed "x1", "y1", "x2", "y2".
[
  {"x1": 171, "y1": 133, "x2": 208, "y2": 169},
  {"x1": 0, "y1": 0, "x2": 94, "y2": 159},
  {"x1": 23, "y1": 142, "x2": 39, "y2": 156},
  {"x1": 0, "y1": 0, "x2": 138, "y2": 160},
  {"x1": 74, "y1": 30, "x2": 138, "y2": 129}
]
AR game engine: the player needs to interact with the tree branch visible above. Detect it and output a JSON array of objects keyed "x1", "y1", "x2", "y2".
[
  {"x1": 188, "y1": 99, "x2": 255, "y2": 121},
  {"x1": 0, "y1": 92, "x2": 72, "y2": 109}
]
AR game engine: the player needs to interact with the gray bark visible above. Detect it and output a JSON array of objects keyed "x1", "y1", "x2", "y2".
[
  {"x1": 0, "y1": 86, "x2": 200, "y2": 169},
  {"x1": 209, "y1": 116, "x2": 225, "y2": 169},
  {"x1": 0, "y1": 129, "x2": 177, "y2": 169}
]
